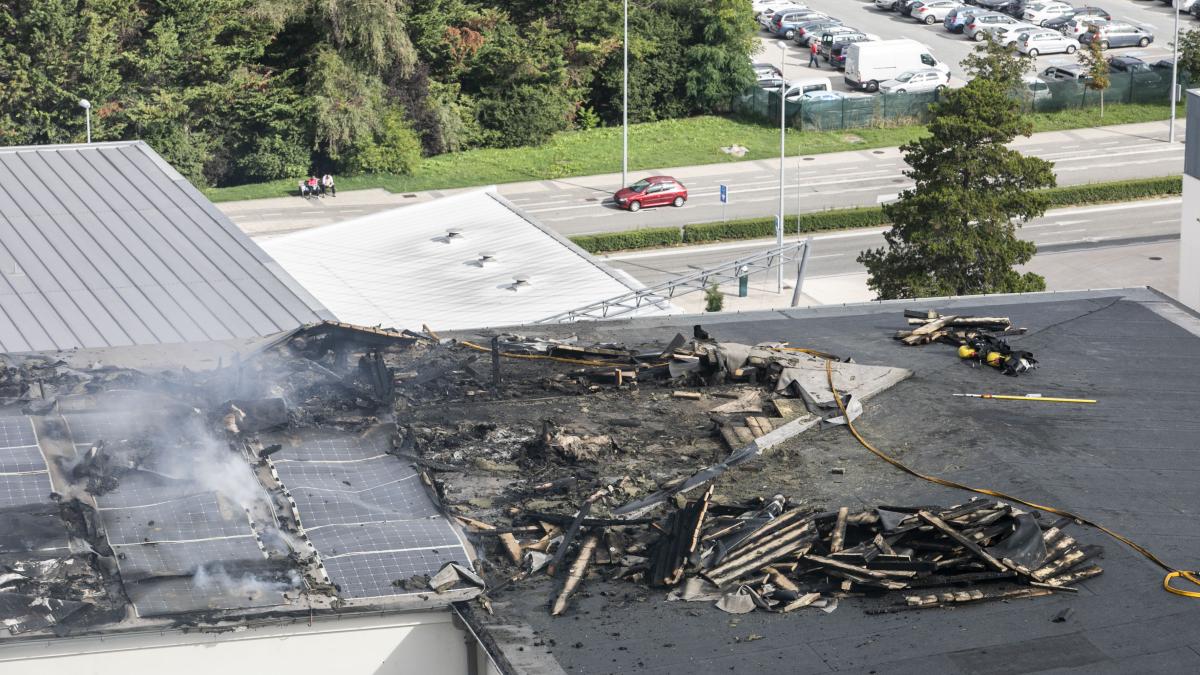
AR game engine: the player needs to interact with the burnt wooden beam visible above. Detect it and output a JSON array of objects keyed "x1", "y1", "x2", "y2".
[
  {"x1": 917, "y1": 511, "x2": 1008, "y2": 573},
  {"x1": 551, "y1": 533, "x2": 599, "y2": 615},
  {"x1": 830, "y1": 507, "x2": 849, "y2": 554}
]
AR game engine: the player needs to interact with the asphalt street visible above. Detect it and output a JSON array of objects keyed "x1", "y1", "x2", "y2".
[{"x1": 602, "y1": 197, "x2": 1181, "y2": 296}]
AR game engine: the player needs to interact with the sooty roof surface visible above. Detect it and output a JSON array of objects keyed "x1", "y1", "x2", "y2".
[{"x1": 481, "y1": 288, "x2": 1200, "y2": 674}]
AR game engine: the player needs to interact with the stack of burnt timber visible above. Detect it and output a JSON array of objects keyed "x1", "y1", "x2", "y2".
[
  {"x1": 894, "y1": 310, "x2": 1022, "y2": 345},
  {"x1": 511, "y1": 494, "x2": 1103, "y2": 616}
]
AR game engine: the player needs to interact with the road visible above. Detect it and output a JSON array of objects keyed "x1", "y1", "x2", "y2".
[
  {"x1": 226, "y1": 119, "x2": 1184, "y2": 239},
  {"x1": 601, "y1": 197, "x2": 1181, "y2": 308}
]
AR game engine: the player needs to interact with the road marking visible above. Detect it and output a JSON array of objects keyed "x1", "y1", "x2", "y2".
[
  {"x1": 1044, "y1": 145, "x2": 1182, "y2": 162},
  {"x1": 1153, "y1": 218, "x2": 1178, "y2": 224},
  {"x1": 1038, "y1": 198, "x2": 1180, "y2": 217},
  {"x1": 876, "y1": 193, "x2": 899, "y2": 203},
  {"x1": 1023, "y1": 218, "x2": 1089, "y2": 229},
  {"x1": 1057, "y1": 158, "x2": 1183, "y2": 172},
  {"x1": 603, "y1": 230, "x2": 886, "y2": 262}
]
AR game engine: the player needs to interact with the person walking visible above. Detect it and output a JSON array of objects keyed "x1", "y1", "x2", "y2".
[
  {"x1": 322, "y1": 173, "x2": 335, "y2": 197},
  {"x1": 809, "y1": 40, "x2": 820, "y2": 69}
]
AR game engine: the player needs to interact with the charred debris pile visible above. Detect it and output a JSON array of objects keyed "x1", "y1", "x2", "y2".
[{"x1": 428, "y1": 323, "x2": 1105, "y2": 618}]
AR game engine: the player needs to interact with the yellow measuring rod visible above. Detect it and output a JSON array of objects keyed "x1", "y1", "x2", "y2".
[{"x1": 953, "y1": 393, "x2": 1098, "y2": 404}]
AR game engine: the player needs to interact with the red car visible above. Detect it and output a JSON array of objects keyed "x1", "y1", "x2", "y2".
[{"x1": 613, "y1": 176, "x2": 688, "y2": 212}]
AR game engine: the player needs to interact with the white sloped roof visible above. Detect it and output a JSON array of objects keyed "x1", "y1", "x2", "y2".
[{"x1": 259, "y1": 188, "x2": 670, "y2": 331}]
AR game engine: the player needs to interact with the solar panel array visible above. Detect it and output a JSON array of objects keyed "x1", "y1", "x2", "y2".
[
  {"x1": 0, "y1": 416, "x2": 54, "y2": 510},
  {"x1": 273, "y1": 433, "x2": 469, "y2": 599},
  {"x1": 63, "y1": 411, "x2": 298, "y2": 618}
]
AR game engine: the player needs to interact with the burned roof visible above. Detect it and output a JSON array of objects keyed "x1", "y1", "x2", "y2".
[
  {"x1": 421, "y1": 288, "x2": 1200, "y2": 674},
  {"x1": 0, "y1": 322, "x2": 478, "y2": 638},
  {"x1": 0, "y1": 141, "x2": 332, "y2": 353}
]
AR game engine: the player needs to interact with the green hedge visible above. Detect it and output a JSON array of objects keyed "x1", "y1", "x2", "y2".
[
  {"x1": 569, "y1": 176, "x2": 1180, "y2": 253},
  {"x1": 1041, "y1": 176, "x2": 1181, "y2": 207},
  {"x1": 683, "y1": 207, "x2": 890, "y2": 244},
  {"x1": 571, "y1": 226, "x2": 682, "y2": 253}
]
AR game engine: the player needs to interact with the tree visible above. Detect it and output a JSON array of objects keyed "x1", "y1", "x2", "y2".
[
  {"x1": 1078, "y1": 40, "x2": 1110, "y2": 118},
  {"x1": 1177, "y1": 29, "x2": 1200, "y2": 86},
  {"x1": 857, "y1": 41, "x2": 1054, "y2": 299}
]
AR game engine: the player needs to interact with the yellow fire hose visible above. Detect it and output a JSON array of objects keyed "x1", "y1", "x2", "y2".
[{"x1": 824, "y1": 360, "x2": 1200, "y2": 599}]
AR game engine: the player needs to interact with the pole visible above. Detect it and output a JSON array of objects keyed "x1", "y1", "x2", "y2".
[
  {"x1": 777, "y1": 44, "x2": 786, "y2": 293},
  {"x1": 622, "y1": 0, "x2": 629, "y2": 187},
  {"x1": 1170, "y1": 0, "x2": 1180, "y2": 143},
  {"x1": 790, "y1": 237, "x2": 813, "y2": 307},
  {"x1": 85, "y1": 107, "x2": 91, "y2": 144}
]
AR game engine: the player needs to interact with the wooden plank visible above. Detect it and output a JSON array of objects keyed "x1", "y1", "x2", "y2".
[
  {"x1": 772, "y1": 398, "x2": 804, "y2": 418},
  {"x1": 901, "y1": 316, "x2": 955, "y2": 345},
  {"x1": 719, "y1": 426, "x2": 742, "y2": 451},
  {"x1": 917, "y1": 511, "x2": 1008, "y2": 573},
  {"x1": 732, "y1": 425, "x2": 755, "y2": 445},
  {"x1": 830, "y1": 507, "x2": 849, "y2": 554}
]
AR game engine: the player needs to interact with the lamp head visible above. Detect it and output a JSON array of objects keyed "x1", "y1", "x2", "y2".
[{"x1": 78, "y1": 99, "x2": 91, "y2": 110}]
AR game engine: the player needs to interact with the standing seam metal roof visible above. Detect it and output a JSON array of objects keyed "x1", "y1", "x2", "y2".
[{"x1": 0, "y1": 141, "x2": 331, "y2": 353}]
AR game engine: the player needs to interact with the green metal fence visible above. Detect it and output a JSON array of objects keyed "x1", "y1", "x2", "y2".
[{"x1": 733, "y1": 69, "x2": 1177, "y2": 132}]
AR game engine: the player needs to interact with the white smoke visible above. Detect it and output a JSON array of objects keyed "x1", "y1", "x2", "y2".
[{"x1": 193, "y1": 564, "x2": 302, "y2": 600}]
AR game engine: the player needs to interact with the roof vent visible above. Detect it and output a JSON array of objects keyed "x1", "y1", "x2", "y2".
[
  {"x1": 446, "y1": 228, "x2": 464, "y2": 240},
  {"x1": 511, "y1": 274, "x2": 531, "y2": 290},
  {"x1": 479, "y1": 251, "x2": 497, "y2": 265}
]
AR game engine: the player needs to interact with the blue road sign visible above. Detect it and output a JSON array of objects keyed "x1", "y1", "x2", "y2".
[{"x1": 719, "y1": 184, "x2": 728, "y2": 204}]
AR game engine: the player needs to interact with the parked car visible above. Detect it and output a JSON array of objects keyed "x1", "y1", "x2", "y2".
[
  {"x1": 811, "y1": 25, "x2": 865, "y2": 49},
  {"x1": 964, "y1": 12, "x2": 1021, "y2": 41},
  {"x1": 1176, "y1": 0, "x2": 1200, "y2": 12},
  {"x1": 821, "y1": 32, "x2": 876, "y2": 61},
  {"x1": 1153, "y1": 57, "x2": 1176, "y2": 70},
  {"x1": 971, "y1": 0, "x2": 1022, "y2": 17},
  {"x1": 900, "y1": 0, "x2": 925, "y2": 16},
  {"x1": 773, "y1": 9, "x2": 830, "y2": 38},
  {"x1": 913, "y1": 0, "x2": 963, "y2": 23},
  {"x1": 1044, "y1": 7, "x2": 1109, "y2": 35},
  {"x1": 1080, "y1": 22, "x2": 1153, "y2": 49},
  {"x1": 1022, "y1": 1, "x2": 1074, "y2": 25},
  {"x1": 783, "y1": 77, "x2": 835, "y2": 100},
  {"x1": 1022, "y1": 75, "x2": 1053, "y2": 102},
  {"x1": 944, "y1": 7, "x2": 981, "y2": 32},
  {"x1": 759, "y1": 5, "x2": 809, "y2": 29},
  {"x1": 830, "y1": 40, "x2": 869, "y2": 68},
  {"x1": 801, "y1": 91, "x2": 848, "y2": 102},
  {"x1": 1107, "y1": 55, "x2": 1163, "y2": 83},
  {"x1": 1192, "y1": 3, "x2": 1200, "y2": 19},
  {"x1": 1060, "y1": 16, "x2": 1108, "y2": 40},
  {"x1": 1015, "y1": 29, "x2": 1080, "y2": 55},
  {"x1": 793, "y1": 19, "x2": 846, "y2": 45},
  {"x1": 613, "y1": 176, "x2": 687, "y2": 212},
  {"x1": 752, "y1": 62, "x2": 783, "y2": 79},
  {"x1": 757, "y1": 73, "x2": 785, "y2": 90},
  {"x1": 878, "y1": 68, "x2": 950, "y2": 93},
  {"x1": 874, "y1": 0, "x2": 901, "y2": 9},
  {"x1": 1041, "y1": 64, "x2": 1093, "y2": 81},
  {"x1": 846, "y1": 39, "x2": 951, "y2": 91},
  {"x1": 989, "y1": 21, "x2": 1042, "y2": 47}
]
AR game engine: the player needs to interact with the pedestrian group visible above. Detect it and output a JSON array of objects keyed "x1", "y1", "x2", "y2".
[{"x1": 299, "y1": 174, "x2": 336, "y2": 197}]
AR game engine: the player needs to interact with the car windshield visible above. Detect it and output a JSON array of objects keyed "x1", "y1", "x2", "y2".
[
  {"x1": 894, "y1": 71, "x2": 917, "y2": 82},
  {"x1": 629, "y1": 179, "x2": 650, "y2": 193}
]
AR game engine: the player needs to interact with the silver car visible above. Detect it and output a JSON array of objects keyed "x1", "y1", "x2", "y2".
[
  {"x1": 878, "y1": 68, "x2": 950, "y2": 93},
  {"x1": 911, "y1": 0, "x2": 962, "y2": 23},
  {"x1": 964, "y1": 12, "x2": 1020, "y2": 41},
  {"x1": 1015, "y1": 29, "x2": 1079, "y2": 56}
]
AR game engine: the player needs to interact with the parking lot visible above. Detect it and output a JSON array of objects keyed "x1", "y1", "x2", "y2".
[{"x1": 756, "y1": 0, "x2": 1183, "y2": 93}]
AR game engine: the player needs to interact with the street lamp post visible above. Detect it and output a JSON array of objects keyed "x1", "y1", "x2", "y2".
[
  {"x1": 79, "y1": 99, "x2": 91, "y2": 143},
  {"x1": 622, "y1": 0, "x2": 629, "y2": 188},
  {"x1": 1170, "y1": 1, "x2": 1181, "y2": 143},
  {"x1": 776, "y1": 41, "x2": 789, "y2": 293}
]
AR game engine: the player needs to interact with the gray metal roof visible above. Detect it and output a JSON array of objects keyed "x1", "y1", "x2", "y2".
[{"x1": 0, "y1": 141, "x2": 332, "y2": 353}]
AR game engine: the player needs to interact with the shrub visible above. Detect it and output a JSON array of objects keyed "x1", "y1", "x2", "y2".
[
  {"x1": 476, "y1": 84, "x2": 574, "y2": 148},
  {"x1": 705, "y1": 284, "x2": 724, "y2": 312},
  {"x1": 570, "y1": 227, "x2": 683, "y2": 253},
  {"x1": 1041, "y1": 176, "x2": 1181, "y2": 207},
  {"x1": 683, "y1": 207, "x2": 889, "y2": 243},
  {"x1": 345, "y1": 107, "x2": 423, "y2": 175}
]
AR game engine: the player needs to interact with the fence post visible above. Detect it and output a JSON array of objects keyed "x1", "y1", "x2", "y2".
[
  {"x1": 1127, "y1": 72, "x2": 1134, "y2": 105},
  {"x1": 841, "y1": 96, "x2": 846, "y2": 130}
]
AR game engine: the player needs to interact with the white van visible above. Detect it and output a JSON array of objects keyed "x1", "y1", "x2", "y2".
[
  {"x1": 845, "y1": 39, "x2": 950, "y2": 92},
  {"x1": 783, "y1": 77, "x2": 833, "y2": 100}
]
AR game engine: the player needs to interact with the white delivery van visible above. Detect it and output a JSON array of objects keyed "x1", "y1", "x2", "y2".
[{"x1": 844, "y1": 39, "x2": 950, "y2": 92}]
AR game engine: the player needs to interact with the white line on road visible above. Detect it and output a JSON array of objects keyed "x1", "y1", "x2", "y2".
[
  {"x1": 1045, "y1": 144, "x2": 1182, "y2": 162},
  {"x1": 1153, "y1": 218, "x2": 1178, "y2": 224},
  {"x1": 1039, "y1": 198, "x2": 1181, "y2": 218},
  {"x1": 603, "y1": 229, "x2": 887, "y2": 262}
]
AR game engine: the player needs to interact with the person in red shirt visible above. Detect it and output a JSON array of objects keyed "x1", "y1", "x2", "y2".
[{"x1": 809, "y1": 41, "x2": 820, "y2": 69}]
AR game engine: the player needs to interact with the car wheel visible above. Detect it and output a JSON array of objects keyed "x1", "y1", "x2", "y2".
[
  {"x1": 974, "y1": 32, "x2": 985, "y2": 42},
  {"x1": 1138, "y1": 37, "x2": 1150, "y2": 47},
  {"x1": 1099, "y1": 40, "x2": 1109, "y2": 50},
  {"x1": 672, "y1": 196, "x2": 685, "y2": 207},
  {"x1": 784, "y1": 29, "x2": 795, "y2": 39},
  {"x1": 896, "y1": 88, "x2": 906, "y2": 93},
  {"x1": 1028, "y1": 48, "x2": 1039, "y2": 57},
  {"x1": 867, "y1": 80, "x2": 880, "y2": 92},
  {"x1": 925, "y1": 14, "x2": 937, "y2": 23},
  {"x1": 1066, "y1": 44, "x2": 1076, "y2": 53},
  {"x1": 935, "y1": 85, "x2": 946, "y2": 93},
  {"x1": 628, "y1": 201, "x2": 641, "y2": 213}
]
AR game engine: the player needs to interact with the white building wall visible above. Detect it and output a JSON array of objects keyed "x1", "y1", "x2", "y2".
[
  {"x1": 1181, "y1": 173, "x2": 1200, "y2": 310},
  {"x1": 1181, "y1": 89, "x2": 1200, "y2": 311},
  {"x1": 0, "y1": 611, "x2": 491, "y2": 675}
]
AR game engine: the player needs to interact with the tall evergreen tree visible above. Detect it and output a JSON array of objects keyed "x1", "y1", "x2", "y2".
[{"x1": 857, "y1": 42, "x2": 1055, "y2": 299}]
